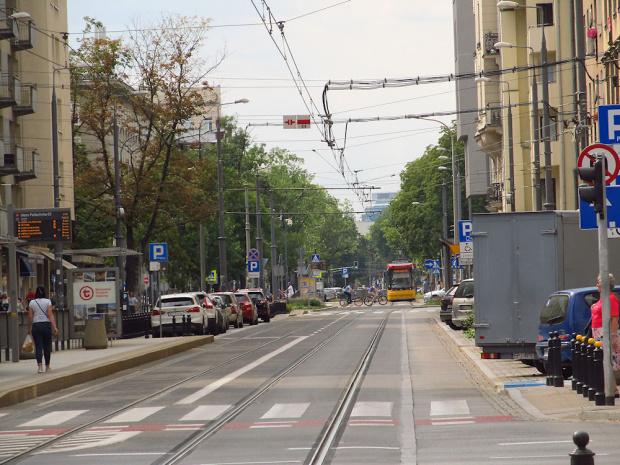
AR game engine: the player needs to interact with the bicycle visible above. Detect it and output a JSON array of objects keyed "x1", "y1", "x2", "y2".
[
  {"x1": 363, "y1": 294, "x2": 388, "y2": 306},
  {"x1": 339, "y1": 293, "x2": 363, "y2": 307}
]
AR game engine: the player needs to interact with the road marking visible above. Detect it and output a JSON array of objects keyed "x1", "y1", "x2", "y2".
[
  {"x1": 105, "y1": 407, "x2": 165, "y2": 423},
  {"x1": 19, "y1": 410, "x2": 88, "y2": 427},
  {"x1": 351, "y1": 402, "x2": 392, "y2": 417},
  {"x1": 180, "y1": 405, "x2": 231, "y2": 421},
  {"x1": 430, "y1": 400, "x2": 469, "y2": 416},
  {"x1": 261, "y1": 403, "x2": 310, "y2": 419},
  {"x1": 176, "y1": 336, "x2": 308, "y2": 405}
]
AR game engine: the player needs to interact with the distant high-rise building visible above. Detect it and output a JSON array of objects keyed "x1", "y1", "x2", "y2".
[{"x1": 361, "y1": 192, "x2": 396, "y2": 222}]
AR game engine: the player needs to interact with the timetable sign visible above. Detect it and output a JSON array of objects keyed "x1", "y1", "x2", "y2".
[{"x1": 15, "y1": 208, "x2": 72, "y2": 242}]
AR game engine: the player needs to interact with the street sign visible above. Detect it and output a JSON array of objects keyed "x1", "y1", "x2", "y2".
[
  {"x1": 144, "y1": 276, "x2": 149, "y2": 285},
  {"x1": 248, "y1": 248, "x2": 259, "y2": 260},
  {"x1": 342, "y1": 267, "x2": 349, "y2": 277},
  {"x1": 580, "y1": 185, "x2": 620, "y2": 234},
  {"x1": 311, "y1": 254, "x2": 320, "y2": 263},
  {"x1": 458, "y1": 220, "x2": 473, "y2": 243},
  {"x1": 424, "y1": 259, "x2": 438, "y2": 269},
  {"x1": 577, "y1": 144, "x2": 620, "y2": 185},
  {"x1": 451, "y1": 256, "x2": 465, "y2": 269},
  {"x1": 598, "y1": 105, "x2": 620, "y2": 144},
  {"x1": 149, "y1": 243, "x2": 168, "y2": 262},
  {"x1": 248, "y1": 259, "x2": 260, "y2": 278},
  {"x1": 283, "y1": 115, "x2": 311, "y2": 129},
  {"x1": 207, "y1": 270, "x2": 217, "y2": 283}
]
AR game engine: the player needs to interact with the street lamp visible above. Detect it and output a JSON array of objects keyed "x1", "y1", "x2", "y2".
[
  {"x1": 475, "y1": 76, "x2": 515, "y2": 211},
  {"x1": 216, "y1": 98, "x2": 249, "y2": 291},
  {"x1": 51, "y1": 61, "x2": 87, "y2": 308},
  {"x1": 494, "y1": 41, "x2": 542, "y2": 211}
]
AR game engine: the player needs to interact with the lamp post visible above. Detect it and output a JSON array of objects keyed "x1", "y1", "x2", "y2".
[
  {"x1": 215, "y1": 98, "x2": 249, "y2": 291},
  {"x1": 494, "y1": 41, "x2": 542, "y2": 211}
]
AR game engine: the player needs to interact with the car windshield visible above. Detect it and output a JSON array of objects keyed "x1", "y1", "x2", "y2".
[
  {"x1": 160, "y1": 297, "x2": 194, "y2": 308},
  {"x1": 454, "y1": 281, "x2": 474, "y2": 298}
]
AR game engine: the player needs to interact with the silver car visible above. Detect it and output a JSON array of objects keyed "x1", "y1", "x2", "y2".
[
  {"x1": 211, "y1": 292, "x2": 243, "y2": 328},
  {"x1": 451, "y1": 279, "x2": 474, "y2": 328}
]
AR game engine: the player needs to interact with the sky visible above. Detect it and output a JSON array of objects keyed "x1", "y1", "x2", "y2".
[{"x1": 66, "y1": 0, "x2": 457, "y2": 214}]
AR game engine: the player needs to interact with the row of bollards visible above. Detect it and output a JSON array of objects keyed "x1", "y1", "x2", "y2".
[
  {"x1": 570, "y1": 334, "x2": 608, "y2": 406},
  {"x1": 170, "y1": 315, "x2": 191, "y2": 336},
  {"x1": 546, "y1": 331, "x2": 565, "y2": 387}
]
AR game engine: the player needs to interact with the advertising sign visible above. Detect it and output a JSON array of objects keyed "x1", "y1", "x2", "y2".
[{"x1": 69, "y1": 268, "x2": 119, "y2": 338}]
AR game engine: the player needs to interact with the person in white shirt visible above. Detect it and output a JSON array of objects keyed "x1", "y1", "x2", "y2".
[{"x1": 287, "y1": 283, "x2": 295, "y2": 299}]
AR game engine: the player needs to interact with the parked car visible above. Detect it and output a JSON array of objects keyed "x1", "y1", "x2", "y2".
[
  {"x1": 192, "y1": 292, "x2": 224, "y2": 335},
  {"x1": 423, "y1": 289, "x2": 445, "y2": 303},
  {"x1": 238, "y1": 288, "x2": 271, "y2": 322},
  {"x1": 323, "y1": 287, "x2": 343, "y2": 301},
  {"x1": 451, "y1": 279, "x2": 474, "y2": 328},
  {"x1": 210, "y1": 292, "x2": 243, "y2": 328},
  {"x1": 234, "y1": 291, "x2": 259, "y2": 325},
  {"x1": 535, "y1": 286, "x2": 620, "y2": 377},
  {"x1": 440, "y1": 285, "x2": 458, "y2": 325},
  {"x1": 209, "y1": 294, "x2": 230, "y2": 332},
  {"x1": 151, "y1": 293, "x2": 207, "y2": 337}
]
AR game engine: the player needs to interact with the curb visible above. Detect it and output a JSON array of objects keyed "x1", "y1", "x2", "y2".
[{"x1": 0, "y1": 335, "x2": 213, "y2": 408}]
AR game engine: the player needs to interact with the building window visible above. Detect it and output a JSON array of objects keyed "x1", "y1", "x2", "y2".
[{"x1": 536, "y1": 3, "x2": 554, "y2": 25}]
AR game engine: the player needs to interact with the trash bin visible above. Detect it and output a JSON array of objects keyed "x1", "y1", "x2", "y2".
[{"x1": 84, "y1": 317, "x2": 108, "y2": 350}]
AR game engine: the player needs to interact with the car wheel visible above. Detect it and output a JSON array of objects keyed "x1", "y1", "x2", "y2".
[
  {"x1": 233, "y1": 318, "x2": 239, "y2": 328},
  {"x1": 209, "y1": 319, "x2": 219, "y2": 335},
  {"x1": 263, "y1": 314, "x2": 270, "y2": 323},
  {"x1": 252, "y1": 314, "x2": 258, "y2": 325},
  {"x1": 448, "y1": 322, "x2": 461, "y2": 331},
  {"x1": 238, "y1": 318, "x2": 244, "y2": 328}
]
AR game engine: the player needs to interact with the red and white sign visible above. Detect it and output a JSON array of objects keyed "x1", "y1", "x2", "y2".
[
  {"x1": 577, "y1": 143, "x2": 620, "y2": 185},
  {"x1": 283, "y1": 115, "x2": 311, "y2": 129},
  {"x1": 144, "y1": 276, "x2": 149, "y2": 285},
  {"x1": 73, "y1": 282, "x2": 116, "y2": 306}
]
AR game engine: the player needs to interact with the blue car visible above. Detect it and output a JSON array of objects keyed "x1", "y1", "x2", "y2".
[{"x1": 535, "y1": 286, "x2": 620, "y2": 377}]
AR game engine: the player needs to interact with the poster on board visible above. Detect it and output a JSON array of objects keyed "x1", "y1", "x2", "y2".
[{"x1": 69, "y1": 268, "x2": 119, "y2": 338}]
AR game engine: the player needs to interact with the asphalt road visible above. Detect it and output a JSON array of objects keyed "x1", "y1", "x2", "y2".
[{"x1": 1, "y1": 303, "x2": 619, "y2": 464}]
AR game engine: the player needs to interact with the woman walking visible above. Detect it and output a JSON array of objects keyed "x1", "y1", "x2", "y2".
[{"x1": 27, "y1": 286, "x2": 58, "y2": 373}]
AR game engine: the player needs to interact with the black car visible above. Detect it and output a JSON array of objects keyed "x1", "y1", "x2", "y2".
[
  {"x1": 440, "y1": 285, "x2": 458, "y2": 327},
  {"x1": 239, "y1": 288, "x2": 271, "y2": 322}
]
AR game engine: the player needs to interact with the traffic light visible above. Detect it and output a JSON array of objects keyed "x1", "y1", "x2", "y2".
[
  {"x1": 578, "y1": 159, "x2": 605, "y2": 216},
  {"x1": 353, "y1": 260, "x2": 358, "y2": 269}
]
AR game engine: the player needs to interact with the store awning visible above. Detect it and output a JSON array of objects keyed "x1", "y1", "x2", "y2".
[
  {"x1": 40, "y1": 251, "x2": 77, "y2": 269},
  {"x1": 19, "y1": 256, "x2": 36, "y2": 277}
]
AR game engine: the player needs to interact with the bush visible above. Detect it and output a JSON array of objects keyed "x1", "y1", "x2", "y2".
[
  {"x1": 286, "y1": 297, "x2": 324, "y2": 311},
  {"x1": 462, "y1": 311, "x2": 475, "y2": 339}
]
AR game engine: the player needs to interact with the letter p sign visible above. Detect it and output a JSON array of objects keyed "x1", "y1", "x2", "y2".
[{"x1": 149, "y1": 243, "x2": 168, "y2": 262}]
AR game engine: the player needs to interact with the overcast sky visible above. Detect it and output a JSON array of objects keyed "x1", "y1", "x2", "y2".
[{"x1": 67, "y1": 0, "x2": 457, "y2": 213}]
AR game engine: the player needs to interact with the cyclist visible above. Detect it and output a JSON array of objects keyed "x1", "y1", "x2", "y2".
[
  {"x1": 343, "y1": 284, "x2": 352, "y2": 304},
  {"x1": 368, "y1": 283, "x2": 378, "y2": 305}
]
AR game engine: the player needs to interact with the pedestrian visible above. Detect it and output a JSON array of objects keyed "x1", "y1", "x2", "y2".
[
  {"x1": 590, "y1": 273, "x2": 620, "y2": 397},
  {"x1": 1, "y1": 292, "x2": 8, "y2": 311},
  {"x1": 436, "y1": 279, "x2": 443, "y2": 291},
  {"x1": 26, "y1": 288, "x2": 35, "y2": 307},
  {"x1": 128, "y1": 292, "x2": 139, "y2": 314},
  {"x1": 27, "y1": 285, "x2": 58, "y2": 374},
  {"x1": 287, "y1": 282, "x2": 295, "y2": 299},
  {"x1": 422, "y1": 277, "x2": 430, "y2": 294}
]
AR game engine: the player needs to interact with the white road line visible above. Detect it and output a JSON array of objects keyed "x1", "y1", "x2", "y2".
[
  {"x1": 429, "y1": 400, "x2": 470, "y2": 417},
  {"x1": 431, "y1": 420, "x2": 475, "y2": 426},
  {"x1": 176, "y1": 336, "x2": 308, "y2": 405},
  {"x1": 261, "y1": 403, "x2": 310, "y2": 419},
  {"x1": 105, "y1": 407, "x2": 165, "y2": 423},
  {"x1": 400, "y1": 311, "x2": 416, "y2": 465},
  {"x1": 350, "y1": 402, "x2": 392, "y2": 417},
  {"x1": 19, "y1": 410, "x2": 88, "y2": 427},
  {"x1": 179, "y1": 405, "x2": 231, "y2": 421}
]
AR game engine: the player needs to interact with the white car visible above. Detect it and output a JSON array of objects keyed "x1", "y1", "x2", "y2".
[
  {"x1": 151, "y1": 293, "x2": 207, "y2": 337},
  {"x1": 192, "y1": 292, "x2": 224, "y2": 335},
  {"x1": 424, "y1": 289, "x2": 446, "y2": 303}
]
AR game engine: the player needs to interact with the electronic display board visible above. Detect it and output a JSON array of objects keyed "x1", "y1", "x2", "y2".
[{"x1": 14, "y1": 208, "x2": 72, "y2": 243}]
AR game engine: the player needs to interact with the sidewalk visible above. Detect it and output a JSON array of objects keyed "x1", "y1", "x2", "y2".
[
  {"x1": 436, "y1": 316, "x2": 620, "y2": 421},
  {"x1": 0, "y1": 335, "x2": 213, "y2": 407}
]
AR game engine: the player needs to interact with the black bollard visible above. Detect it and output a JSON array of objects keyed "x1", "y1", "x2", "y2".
[
  {"x1": 587, "y1": 339, "x2": 597, "y2": 401},
  {"x1": 547, "y1": 332, "x2": 556, "y2": 386},
  {"x1": 571, "y1": 334, "x2": 580, "y2": 391},
  {"x1": 172, "y1": 315, "x2": 177, "y2": 336},
  {"x1": 575, "y1": 335, "x2": 584, "y2": 394},
  {"x1": 553, "y1": 331, "x2": 564, "y2": 387},
  {"x1": 581, "y1": 337, "x2": 590, "y2": 396},
  {"x1": 569, "y1": 431, "x2": 595, "y2": 465},
  {"x1": 145, "y1": 314, "x2": 150, "y2": 339},
  {"x1": 593, "y1": 341, "x2": 605, "y2": 406}
]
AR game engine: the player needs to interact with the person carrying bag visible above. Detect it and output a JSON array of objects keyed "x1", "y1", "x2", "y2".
[{"x1": 27, "y1": 285, "x2": 58, "y2": 373}]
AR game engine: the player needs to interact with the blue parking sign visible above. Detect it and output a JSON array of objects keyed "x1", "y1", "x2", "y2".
[
  {"x1": 149, "y1": 243, "x2": 168, "y2": 262},
  {"x1": 599, "y1": 105, "x2": 620, "y2": 144}
]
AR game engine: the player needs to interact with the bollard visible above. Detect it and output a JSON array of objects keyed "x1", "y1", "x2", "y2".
[
  {"x1": 593, "y1": 341, "x2": 605, "y2": 406},
  {"x1": 552, "y1": 331, "x2": 564, "y2": 387},
  {"x1": 145, "y1": 313, "x2": 150, "y2": 339},
  {"x1": 547, "y1": 331, "x2": 556, "y2": 386},
  {"x1": 572, "y1": 334, "x2": 580, "y2": 391},
  {"x1": 581, "y1": 337, "x2": 590, "y2": 396},
  {"x1": 587, "y1": 338, "x2": 597, "y2": 401},
  {"x1": 575, "y1": 335, "x2": 584, "y2": 394},
  {"x1": 569, "y1": 430, "x2": 595, "y2": 465},
  {"x1": 182, "y1": 315, "x2": 188, "y2": 336},
  {"x1": 172, "y1": 315, "x2": 177, "y2": 336}
]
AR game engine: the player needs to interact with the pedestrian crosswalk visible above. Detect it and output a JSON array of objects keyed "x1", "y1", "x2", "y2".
[{"x1": 299, "y1": 308, "x2": 437, "y2": 317}]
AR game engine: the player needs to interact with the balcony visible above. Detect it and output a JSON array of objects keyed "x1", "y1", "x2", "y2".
[
  {"x1": 14, "y1": 147, "x2": 39, "y2": 181},
  {"x1": 0, "y1": 10, "x2": 17, "y2": 40},
  {"x1": 13, "y1": 83, "x2": 36, "y2": 116},
  {"x1": 0, "y1": 74, "x2": 18, "y2": 108},
  {"x1": 11, "y1": 19, "x2": 34, "y2": 51}
]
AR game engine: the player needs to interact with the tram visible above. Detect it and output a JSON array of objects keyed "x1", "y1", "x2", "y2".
[{"x1": 386, "y1": 260, "x2": 416, "y2": 302}]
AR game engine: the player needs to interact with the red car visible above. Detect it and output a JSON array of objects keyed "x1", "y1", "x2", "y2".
[
  {"x1": 238, "y1": 288, "x2": 271, "y2": 322},
  {"x1": 234, "y1": 291, "x2": 258, "y2": 325}
]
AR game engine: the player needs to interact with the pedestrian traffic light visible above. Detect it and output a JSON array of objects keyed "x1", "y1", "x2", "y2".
[
  {"x1": 353, "y1": 260, "x2": 358, "y2": 269},
  {"x1": 578, "y1": 159, "x2": 605, "y2": 216}
]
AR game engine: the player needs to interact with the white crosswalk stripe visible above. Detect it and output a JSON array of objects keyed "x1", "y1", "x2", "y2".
[
  {"x1": 19, "y1": 410, "x2": 87, "y2": 427},
  {"x1": 0, "y1": 433, "x2": 56, "y2": 456},
  {"x1": 105, "y1": 407, "x2": 165, "y2": 423},
  {"x1": 180, "y1": 405, "x2": 231, "y2": 421},
  {"x1": 261, "y1": 403, "x2": 310, "y2": 419},
  {"x1": 351, "y1": 402, "x2": 393, "y2": 417},
  {"x1": 430, "y1": 400, "x2": 470, "y2": 417}
]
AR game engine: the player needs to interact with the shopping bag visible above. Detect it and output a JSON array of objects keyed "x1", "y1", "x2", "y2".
[{"x1": 22, "y1": 334, "x2": 34, "y2": 353}]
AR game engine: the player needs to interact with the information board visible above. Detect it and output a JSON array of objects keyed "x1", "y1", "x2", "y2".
[{"x1": 14, "y1": 208, "x2": 71, "y2": 242}]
